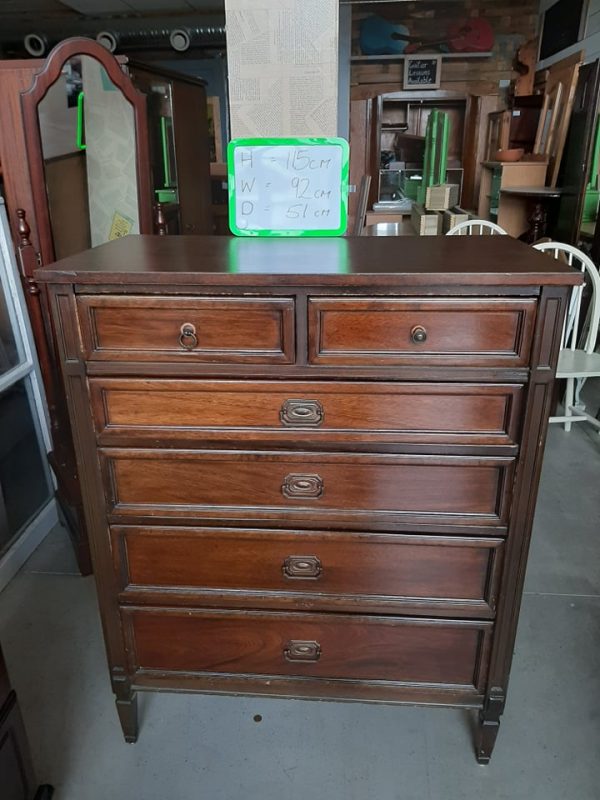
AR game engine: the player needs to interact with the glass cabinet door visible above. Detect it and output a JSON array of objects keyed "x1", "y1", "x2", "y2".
[{"x1": 0, "y1": 198, "x2": 53, "y2": 585}]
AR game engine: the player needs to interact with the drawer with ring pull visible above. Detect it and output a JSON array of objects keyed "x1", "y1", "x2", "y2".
[
  {"x1": 308, "y1": 297, "x2": 536, "y2": 367},
  {"x1": 76, "y1": 295, "x2": 295, "y2": 363}
]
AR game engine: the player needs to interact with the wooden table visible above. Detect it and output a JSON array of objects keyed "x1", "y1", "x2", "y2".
[
  {"x1": 500, "y1": 186, "x2": 564, "y2": 242},
  {"x1": 478, "y1": 161, "x2": 548, "y2": 237}
]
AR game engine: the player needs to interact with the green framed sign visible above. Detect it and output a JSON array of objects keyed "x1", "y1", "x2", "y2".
[{"x1": 227, "y1": 137, "x2": 349, "y2": 237}]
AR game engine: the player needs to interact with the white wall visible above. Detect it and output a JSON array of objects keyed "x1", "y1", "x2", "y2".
[
  {"x1": 538, "y1": 0, "x2": 600, "y2": 68},
  {"x1": 224, "y1": 0, "x2": 339, "y2": 138},
  {"x1": 81, "y1": 57, "x2": 140, "y2": 246},
  {"x1": 38, "y1": 77, "x2": 79, "y2": 160}
]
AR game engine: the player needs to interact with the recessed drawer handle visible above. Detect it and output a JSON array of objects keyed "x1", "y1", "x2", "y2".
[
  {"x1": 283, "y1": 555, "x2": 322, "y2": 579},
  {"x1": 410, "y1": 325, "x2": 427, "y2": 344},
  {"x1": 280, "y1": 399, "x2": 324, "y2": 427},
  {"x1": 179, "y1": 322, "x2": 198, "y2": 350},
  {"x1": 284, "y1": 640, "x2": 321, "y2": 663},
  {"x1": 282, "y1": 473, "x2": 324, "y2": 499}
]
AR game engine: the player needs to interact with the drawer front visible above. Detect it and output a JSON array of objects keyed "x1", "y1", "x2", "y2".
[
  {"x1": 91, "y1": 379, "x2": 523, "y2": 448},
  {"x1": 308, "y1": 297, "x2": 536, "y2": 367},
  {"x1": 77, "y1": 295, "x2": 295, "y2": 363},
  {"x1": 114, "y1": 527, "x2": 504, "y2": 617},
  {"x1": 124, "y1": 608, "x2": 492, "y2": 690},
  {"x1": 102, "y1": 450, "x2": 513, "y2": 527}
]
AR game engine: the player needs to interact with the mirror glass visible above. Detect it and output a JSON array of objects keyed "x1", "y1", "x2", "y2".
[
  {"x1": 0, "y1": 378, "x2": 52, "y2": 556},
  {"x1": 37, "y1": 55, "x2": 140, "y2": 259}
]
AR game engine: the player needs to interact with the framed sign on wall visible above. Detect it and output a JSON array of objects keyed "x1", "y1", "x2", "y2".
[{"x1": 403, "y1": 54, "x2": 442, "y2": 90}]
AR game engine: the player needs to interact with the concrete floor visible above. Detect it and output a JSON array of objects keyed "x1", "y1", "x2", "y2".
[{"x1": 1, "y1": 422, "x2": 599, "y2": 799}]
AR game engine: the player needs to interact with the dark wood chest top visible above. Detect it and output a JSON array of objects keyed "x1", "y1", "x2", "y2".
[{"x1": 36, "y1": 234, "x2": 581, "y2": 287}]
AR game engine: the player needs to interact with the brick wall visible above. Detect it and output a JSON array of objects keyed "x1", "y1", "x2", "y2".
[{"x1": 351, "y1": 0, "x2": 539, "y2": 99}]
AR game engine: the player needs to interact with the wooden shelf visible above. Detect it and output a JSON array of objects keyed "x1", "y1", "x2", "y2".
[
  {"x1": 351, "y1": 52, "x2": 493, "y2": 63},
  {"x1": 210, "y1": 162, "x2": 227, "y2": 178}
]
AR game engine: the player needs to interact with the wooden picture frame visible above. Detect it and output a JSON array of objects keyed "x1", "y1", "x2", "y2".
[
  {"x1": 533, "y1": 51, "x2": 582, "y2": 186},
  {"x1": 207, "y1": 96, "x2": 223, "y2": 163},
  {"x1": 486, "y1": 110, "x2": 511, "y2": 160},
  {"x1": 20, "y1": 37, "x2": 153, "y2": 265},
  {"x1": 403, "y1": 55, "x2": 442, "y2": 91}
]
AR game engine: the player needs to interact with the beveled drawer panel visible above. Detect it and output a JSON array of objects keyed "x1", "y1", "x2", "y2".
[
  {"x1": 91, "y1": 379, "x2": 523, "y2": 448},
  {"x1": 113, "y1": 526, "x2": 504, "y2": 617},
  {"x1": 124, "y1": 607, "x2": 492, "y2": 690},
  {"x1": 308, "y1": 297, "x2": 536, "y2": 367},
  {"x1": 77, "y1": 295, "x2": 295, "y2": 363},
  {"x1": 101, "y1": 449, "x2": 514, "y2": 528}
]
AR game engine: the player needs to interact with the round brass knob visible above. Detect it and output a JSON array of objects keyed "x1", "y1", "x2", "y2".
[
  {"x1": 410, "y1": 325, "x2": 427, "y2": 344},
  {"x1": 179, "y1": 322, "x2": 198, "y2": 350}
]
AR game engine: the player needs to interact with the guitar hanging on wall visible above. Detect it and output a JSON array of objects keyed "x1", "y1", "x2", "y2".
[{"x1": 359, "y1": 15, "x2": 494, "y2": 56}]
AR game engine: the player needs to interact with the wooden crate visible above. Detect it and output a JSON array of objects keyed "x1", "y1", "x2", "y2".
[
  {"x1": 411, "y1": 203, "x2": 442, "y2": 236},
  {"x1": 443, "y1": 206, "x2": 470, "y2": 233},
  {"x1": 425, "y1": 183, "x2": 460, "y2": 211}
]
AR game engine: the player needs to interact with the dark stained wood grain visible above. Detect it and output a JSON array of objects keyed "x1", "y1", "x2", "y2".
[
  {"x1": 0, "y1": 60, "x2": 43, "y2": 251},
  {"x1": 40, "y1": 234, "x2": 579, "y2": 760},
  {"x1": 77, "y1": 296, "x2": 295, "y2": 364},
  {"x1": 90, "y1": 379, "x2": 523, "y2": 449},
  {"x1": 113, "y1": 526, "x2": 503, "y2": 618},
  {"x1": 308, "y1": 297, "x2": 536, "y2": 367},
  {"x1": 125, "y1": 607, "x2": 492, "y2": 689},
  {"x1": 102, "y1": 449, "x2": 514, "y2": 527},
  {"x1": 35, "y1": 234, "x2": 582, "y2": 287}
]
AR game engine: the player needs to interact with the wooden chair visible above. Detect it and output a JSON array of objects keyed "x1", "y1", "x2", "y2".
[
  {"x1": 446, "y1": 219, "x2": 507, "y2": 236},
  {"x1": 533, "y1": 241, "x2": 600, "y2": 432}
]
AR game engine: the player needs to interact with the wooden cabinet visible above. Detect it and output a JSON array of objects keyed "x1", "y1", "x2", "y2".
[
  {"x1": 128, "y1": 62, "x2": 212, "y2": 235},
  {"x1": 478, "y1": 161, "x2": 548, "y2": 237},
  {"x1": 37, "y1": 234, "x2": 579, "y2": 764},
  {"x1": 0, "y1": 643, "x2": 52, "y2": 800}
]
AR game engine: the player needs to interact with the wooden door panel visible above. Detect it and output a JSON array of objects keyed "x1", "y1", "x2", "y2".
[
  {"x1": 308, "y1": 297, "x2": 536, "y2": 367},
  {"x1": 125, "y1": 607, "x2": 492, "y2": 690},
  {"x1": 114, "y1": 526, "x2": 504, "y2": 617},
  {"x1": 90, "y1": 378, "x2": 523, "y2": 448},
  {"x1": 77, "y1": 295, "x2": 295, "y2": 364},
  {"x1": 102, "y1": 449, "x2": 514, "y2": 528}
]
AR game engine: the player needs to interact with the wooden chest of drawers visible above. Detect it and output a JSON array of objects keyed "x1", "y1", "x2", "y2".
[{"x1": 38, "y1": 235, "x2": 580, "y2": 763}]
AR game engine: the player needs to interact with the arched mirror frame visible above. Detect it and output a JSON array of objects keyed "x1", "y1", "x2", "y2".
[{"x1": 21, "y1": 37, "x2": 153, "y2": 265}]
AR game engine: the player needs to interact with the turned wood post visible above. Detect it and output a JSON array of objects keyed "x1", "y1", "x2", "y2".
[
  {"x1": 14, "y1": 209, "x2": 55, "y2": 406},
  {"x1": 155, "y1": 203, "x2": 167, "y2": 236}
]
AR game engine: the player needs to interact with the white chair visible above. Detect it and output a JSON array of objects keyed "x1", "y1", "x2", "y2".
[
  {"x1": 533, "y1": 241, "x2": 600, "y2": 432},
  {"x1": 446, "y1": 219, "x2": 507, "y2": 236}
]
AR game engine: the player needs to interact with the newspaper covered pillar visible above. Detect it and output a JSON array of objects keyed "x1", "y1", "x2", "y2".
[{"x1": 224, "y1": 0, "x2": 339, "y2": 138}]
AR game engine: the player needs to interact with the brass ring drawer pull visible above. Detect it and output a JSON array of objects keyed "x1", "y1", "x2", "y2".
[
  {"x1": 283, "y1": 555, "x2": 322, "y2": 579},
  {"x1": 284, "y1": 640, "x2": 321, "y2": 663},
  {"x1": 280, "y1": 399, "x2": 324, "y2": 427},
  {"x1": 410, "y1": 324, "x2": 427, "y2": 344},
  {"x1": 282, "y1": 473, "x2": 324, "y2": 499},
  {"x1": 179, "y1": 322, "x2": 198, "y2": 350}
]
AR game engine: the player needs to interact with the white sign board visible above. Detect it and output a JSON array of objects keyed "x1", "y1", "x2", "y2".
[{"x1": 227, "y1": 138, "x2": 349, "y2": 237}]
